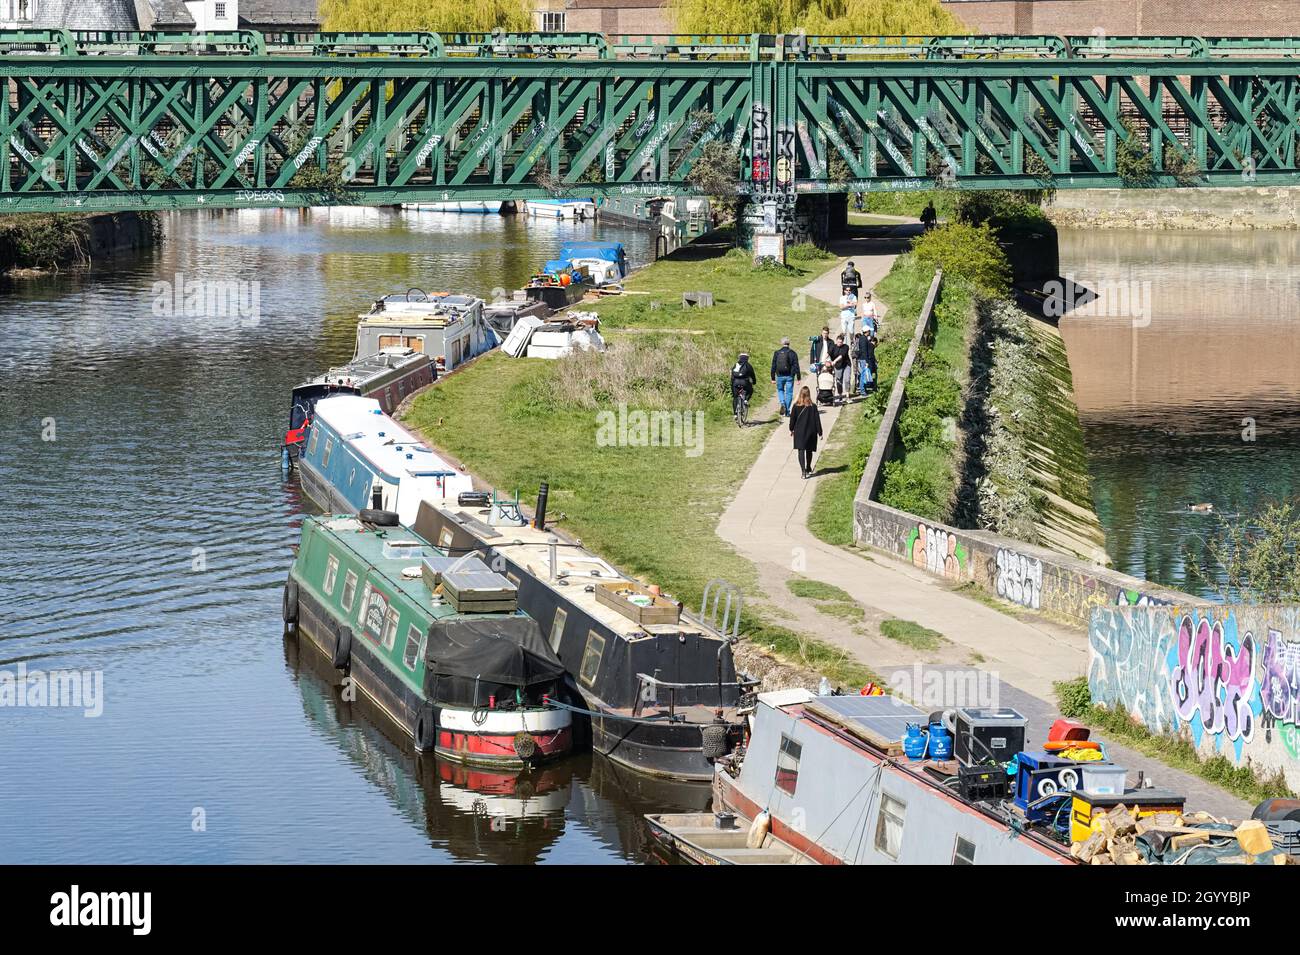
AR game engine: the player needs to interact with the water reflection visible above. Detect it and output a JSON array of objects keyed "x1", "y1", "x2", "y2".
[{"x1": 1057, "y1": 228, "x2": 1300, "y2": 594}]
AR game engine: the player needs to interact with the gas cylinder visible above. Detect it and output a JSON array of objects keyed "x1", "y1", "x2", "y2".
[{"x1": 903, "y1": 723, "x2": 928, "y2": 761}]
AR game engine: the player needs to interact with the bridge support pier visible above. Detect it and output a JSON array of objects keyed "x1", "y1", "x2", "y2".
[{"x1": 734, "y1": 193, "x2": 841, "y2": 259}]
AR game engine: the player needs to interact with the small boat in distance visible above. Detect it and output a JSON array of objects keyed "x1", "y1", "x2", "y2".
[
  {"x1": 284, "y1": 514, "x2": 572, "y2": 768},
  {"x1": 282, "y1": 348, "x2": 434, "y2": 466},
  {"x1": 524, "y1": 198, "x2": 596, "y2": 220},
  {"x1": 402, "y1": 200, "x2": 506, "y2": 214}
]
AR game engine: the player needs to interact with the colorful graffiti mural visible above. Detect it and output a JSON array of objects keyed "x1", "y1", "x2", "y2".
[
  {"x1": 1090, "y1": 605, "x2": 1297, "y2": 793},
  {"x1": 995, "y1": 548, "x2": 1043, "y2": 610},
  {"x1": 906, "y1": 523, "x2": 966, "y2": 581},
  {"x1": 1169, "y1": 615, "x2": 1258, "y2": 754}
]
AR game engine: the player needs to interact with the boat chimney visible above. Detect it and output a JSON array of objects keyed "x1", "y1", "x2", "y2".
[
  {"x1": 548, "y1": 535, "x2": 559, "y2": 580},
  {"x1": 533, "y1": 482, "x2": 549, "y2": 531}
]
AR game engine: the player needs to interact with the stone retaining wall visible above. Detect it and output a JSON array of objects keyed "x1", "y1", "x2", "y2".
[{"x1": 1045, "y1": 187, "x2": 1300, "y2": 231}]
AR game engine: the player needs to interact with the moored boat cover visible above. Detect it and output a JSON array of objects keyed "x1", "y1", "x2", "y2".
[{"x1": 424, "y1": 617, "x2": 566, "y2": 705}]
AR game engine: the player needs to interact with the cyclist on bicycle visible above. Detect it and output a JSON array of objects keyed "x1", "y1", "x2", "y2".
[{"x1": 730, "y1": 352, "x2": 756, "y2": 416}]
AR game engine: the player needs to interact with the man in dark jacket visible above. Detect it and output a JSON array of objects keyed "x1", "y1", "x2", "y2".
[
  {"x1": 770, "y1": 337, "x2": 801, "y2": 416},
  {"x1": 841, "y1": 260, "x2": 863, "y2": 296},
  {"x1": 730, "y1": 352, "x2": 757, "y2": 416},
  {"x1": 808, "y1": 325, "x2": 834, "y2": 368},
  {"x1": 853, "y1": 327, "x2": 877, "y2": 396},
  {"x1": 828, "y1": 334, "x2": 852, "y2": 404}
]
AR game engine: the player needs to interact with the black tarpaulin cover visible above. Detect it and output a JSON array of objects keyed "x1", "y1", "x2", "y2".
[{"x1": 424, "y1": 615, "x2": 565, "y2": 705}]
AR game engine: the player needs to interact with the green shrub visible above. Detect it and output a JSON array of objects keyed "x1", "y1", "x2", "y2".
[
  {"x1": 911, "y1": 222, "x2": 1011, "y2": 296},
  {"x1": 1055, "y1": 676, "x2": 1092, "y2": 718},
  {"x1": 787, "y1": 241, "x2": 833, "y2": 261},
  {"x1": 880, "y1": 446, "x2": 953, "y2": 520}
]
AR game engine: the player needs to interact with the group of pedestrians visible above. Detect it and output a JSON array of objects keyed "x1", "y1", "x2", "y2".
[{"x1": 762, "y1": 260, "x2": 883, "y2": 479}]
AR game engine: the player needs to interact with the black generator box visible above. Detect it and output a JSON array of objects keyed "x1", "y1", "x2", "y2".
[
  {"x1": 954, "y1": 707, "x2": 1028, "y2": 766},
  {"x1": 957, "y1": 764, "x2": 1012, "y2": 802}
]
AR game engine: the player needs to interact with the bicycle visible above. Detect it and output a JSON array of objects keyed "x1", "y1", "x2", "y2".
[{"x1": 733, "y1": 390, "x2": 750, "y2": 428}]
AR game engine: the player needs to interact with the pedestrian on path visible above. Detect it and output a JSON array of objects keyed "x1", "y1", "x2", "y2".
[
  {"x1": 790, "y1": 386, "x2": 823, "y2": 479},
  {"x1": 840, "y1": 260, "x2": 863, "y2": 296},
  {"x1": 830, "y1": 334, "x2": 852, "y2": 404},
  {"x1": 838, "y1": 289, "x2": 857, "y2": 339},
  {"x1": 860, "y1": 290, "x2": 879, "y2": 336},
  {"x1": 809, "y1": 325, "x2": 833, "y2": 368},
  {"x1": 770, "y1": 336, "x2": 801, "y2": 417}
]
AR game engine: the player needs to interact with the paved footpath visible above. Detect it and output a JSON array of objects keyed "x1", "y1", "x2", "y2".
[{"x1": 718, "y1": 238, "x2": 1250, "y2": 820}]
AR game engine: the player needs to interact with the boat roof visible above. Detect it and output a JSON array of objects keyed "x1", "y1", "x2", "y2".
[
  {"x1": 360, "y1": 293, "x2": 484, "y2": 324},
  {"x1": 433, "y1": 500, "x2": 725, "y2": 644},
  {"x1": 311, "y1": 516, "x2": 516, "y2": 625},
  {"x1": 313, "y1": 395, "x2": 464, "y2": 483},
  {"x1": 295, "y1": 348, "x2": 428, "y2": 390},
  {"x1": 559, "y1": 241, "x2": 624, "y2": 261}
]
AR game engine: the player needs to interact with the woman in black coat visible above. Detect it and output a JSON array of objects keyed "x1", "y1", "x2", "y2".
[{"x1": 789, "y1": 386, "x2": 823, "y2": 479}]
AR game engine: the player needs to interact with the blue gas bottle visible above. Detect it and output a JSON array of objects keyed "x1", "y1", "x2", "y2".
[
  {"x1": 928, "y1": 721, "x2": 953, "y2": 760},
  {"x1": 903, "y1": 723, "x2": 928, "y2": 761}
]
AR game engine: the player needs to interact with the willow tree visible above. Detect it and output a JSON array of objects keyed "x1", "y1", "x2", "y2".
[
  {"x1": 319, "y1": 0, "x2": 532, "y2": 33},
  {"x1": 669, "y1": 0, "x2": 964, "y2": 35}
]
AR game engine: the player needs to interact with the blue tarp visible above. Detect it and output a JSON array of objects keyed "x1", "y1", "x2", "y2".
[{"x1": 560, "y1": 241, "x2": 625, "y2": 264}]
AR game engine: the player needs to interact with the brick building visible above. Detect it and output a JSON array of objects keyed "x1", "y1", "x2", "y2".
[{"x1": 534, "y1": 0, "x2": 1300, "y2": 38}]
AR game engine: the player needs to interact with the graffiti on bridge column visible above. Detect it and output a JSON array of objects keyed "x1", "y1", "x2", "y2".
[{"x1": 1170, "y1": 615, "x2": 1258, "y2": 755}]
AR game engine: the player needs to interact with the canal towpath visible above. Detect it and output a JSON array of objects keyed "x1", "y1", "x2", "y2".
[{"x1": 715, "y1": 243, "x2": 1251, "y2": 820}]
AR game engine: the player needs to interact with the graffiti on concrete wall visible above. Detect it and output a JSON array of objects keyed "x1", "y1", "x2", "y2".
[
  {"x1": 1262, "y1": 629, "x2": 1300, "y2": 757},
  {"x1": 1090, "y1": 606, "x2": 1293, "y2": 790},
  {"x1": 1116, "y1": 589, "x2": 1172, "y2": 607},
  {"x1": 995, "y1": 548, "x2": 1043, "y2": 610},
  {"x1": 1089, "y1": 605, "x2": 1175, "y2": 734},
  {"x1": 1169, "y1": 615, "x2": 1258, "y2": 755},
  {"x1": 905, "y1": 522, "x2": 967, "y2": 581}
]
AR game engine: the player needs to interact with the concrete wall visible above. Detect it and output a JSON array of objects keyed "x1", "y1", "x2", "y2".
[
  {"x1": 1047, "y1": 187, "x2": 1300, "y2": 231},
  {"x1": 942, "y1": 0, "x2": 1300, "y2": 36},
  {"x1": 852, "y1": 267, "x2": 1196, "y2": 625},
  {"x1": 1090, "y1": 604, "x2": 1300, "y2": 794}
]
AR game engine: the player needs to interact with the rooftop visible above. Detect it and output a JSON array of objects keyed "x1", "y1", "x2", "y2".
[{"x1": 314, "y1": 394, "x2": 470, "y2": 490}]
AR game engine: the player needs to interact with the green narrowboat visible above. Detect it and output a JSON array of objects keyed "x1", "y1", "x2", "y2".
[{"x1": 283, "y1": 514, "x2": 573, "y2": 767}]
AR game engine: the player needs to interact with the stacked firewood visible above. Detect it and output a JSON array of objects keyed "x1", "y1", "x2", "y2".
[{"x1": 1070, "y1": 805, "x2": 1293, "y2": 865}]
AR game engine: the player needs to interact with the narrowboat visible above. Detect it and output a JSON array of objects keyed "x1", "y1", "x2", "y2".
[
  {"x1": 355, "y1": 292, "x2": 495, "y2": 373},
  {"x1": 282, "y1": 348, "x2": 434, "y2": 465},
  {"x1": 290, "y1": 397, "x2": 756, "y2": 782},
  {"x1": 704, "y1": 689, "x2": 1076, "y2": 865},
  {"x1": 284, "y1": 513, "x2": 572, "y2": 768},
  {"x1": 413, "y1": 501, "x2": 755, "y2": 783},
  {"x1": 482, "y1": 298, "x2": 551, "y2": 338},
  {"x1": 402, "y1": 200, "x2": 505, "y2": 214},
  {"x1": 524, "y1": 198, "x2": 596, "y2": 220},
  {"x1": 297, "y1": 394, "x2": 474, "y2": 525}
]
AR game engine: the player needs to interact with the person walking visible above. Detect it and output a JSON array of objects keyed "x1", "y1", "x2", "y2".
[
  {"x1": 853, "y1": 326, "x2": 876, "y2": 396},
  {"x1": 829, "y1": 334, "x2": 852, "y2": 404},
  {"x1": 789, "y1": 386, "x2": 823, "y2": 479},
  {"x1": 770, "y1": 336, "x2": 801, "y2": 417},
  {"x1": 920, "y1": 201, "x2": 937, "y2": 231},
  {"x1": 809, "y1": 325, "x2": 833, "y2": 368},
  {"x1": 838, "y1": 288, "x2": 857, "y2": 340},
  {"x1": 840, "y1": 260, "x2": 863, "y2": 296},
  {"x1": 860, "y1": 290, "x2": 879, "y2": 336}
]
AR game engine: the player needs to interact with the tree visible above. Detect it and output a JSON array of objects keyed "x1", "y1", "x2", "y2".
[
  {"x1": 1188, "y1": 501, "x2": 1300, "y2": 603},
  {"x1": 319, "y1": 0, "x2": 531, "y2": 33},
  {"x1": 669, "y1": 0, "x2": 964, "y2": 35},
  {"x1": 910, "y1": 221, "x2": 1011, "y2": 297}
]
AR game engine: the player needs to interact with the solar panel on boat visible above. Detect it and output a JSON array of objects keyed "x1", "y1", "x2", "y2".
[{"x1": 807, "y1": 694, "x2": 926, "y2": 745}]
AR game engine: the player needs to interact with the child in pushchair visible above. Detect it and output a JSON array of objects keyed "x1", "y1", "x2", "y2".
[{"x1": 816, "y1": 363, "x2": 836, "y2": 406}]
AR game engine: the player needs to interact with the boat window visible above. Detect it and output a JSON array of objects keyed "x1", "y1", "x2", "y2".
[
  {"x1": 549, "y1": 608, "x2": 568, "y2": 653},
  {"x1": 308, "y1": 428, "x2": 319, "y2": 457},
  {"x1": 402, "y1": 623, "x2": 423, "y2": 670},
  {"x1": 322, "y1": 437, "x2": 333, "y2": 469},
  {"x1": 579, "y1": 629, "x2": 605, "y2": 687},
  {"x1": 340, "y1": 570, "x2": 358, "y2": 612},
  {"x1": 357, "y1": 582, "x2": 372, "y2": 625},
  {"x1": 379, "y1": 335, "x2": 403, "y2": 350},
  {"x1": 407, "y1": 337, "x2": 423, "y2": 353},
  {"x1": 874, "y1": 794, "x2": 907, "y2": 861},
  {"x1": 323, "y1": 555, "x2": 339, "y2": 596},
  {"x1": 775, "y1": 735, "x2": 801, "y2": 795},
  {"x1": 381, "y1": 607, "x2": 400, "y2": 650},
  {"x1": 953, "y1": 835, "x2": 976, "y2": 866},
  {"x1": 397, "y1": 378, "x2": 406, "y2": 398}
]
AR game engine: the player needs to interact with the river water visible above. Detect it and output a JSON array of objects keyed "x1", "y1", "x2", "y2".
[
  {"x1": 0, "y1": 207, "x2": 701, "y2": 864},
  {"x1": 1057, "y1": 228, "x2": 1300, "y2": 596}
]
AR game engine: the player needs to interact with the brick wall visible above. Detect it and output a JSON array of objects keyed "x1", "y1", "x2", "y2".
[
  {"x1": 942, "y1": 0, "x2": 1300, "y2": 36},
  {"x1": 564, "y1": 3, "x2": 670, "y2": 35}
]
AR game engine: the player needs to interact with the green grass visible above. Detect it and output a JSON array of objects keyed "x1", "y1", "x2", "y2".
[
  {"x1": 787, "y1": 578, "x2": 854, "y2": 603},
  {"x1": 1054, "y1": 677, "x2": 1294, "y2": 805},
  {"x1": 880, "y1": 618, "x2": 947, "y2": 652},
  {"x1": 403, "y1": 231, "x2": 880, "y2": 686},
  {"x1": 953, "y1": 581, "x2": 1022, "y2": 617}
]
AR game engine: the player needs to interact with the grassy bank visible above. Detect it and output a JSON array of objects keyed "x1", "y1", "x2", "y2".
[
  {"x1": 1055, "y1": 677, "x2": 1294, "y2": 805},
  {"x1": 402, "y1": 232, "x2": 879, "y2": 687},
  {"x1": 0, "y1": 211, "x2": 162, "y2": 272}
]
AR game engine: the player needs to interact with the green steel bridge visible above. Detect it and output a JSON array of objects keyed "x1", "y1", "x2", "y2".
[{"x1": 2, "y1": 29, "x2": 1299, "y2": 214}]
